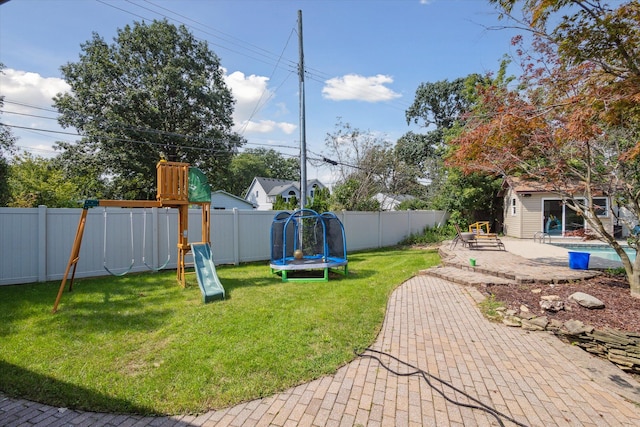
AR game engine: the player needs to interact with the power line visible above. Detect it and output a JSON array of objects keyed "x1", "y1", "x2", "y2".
[
  {"x1": 2, "y1": 123, "x2": 81, "y2": 137},
  {"x1": 4, "y1": 1, "x2": 414, "y2": 160},
  {"x1": 1, "y1": 109, "x2": 58, "y2": 121},
  {"x1": 98, "y1": 0, "x2": 299, "y2": 75},
  {"x1": 2, "y1": 98, "x2": 309, "y2": 153},
  {"x1": 3, "y1": 99, "x2": 58, "y2": 113},
  {"x1": 236, "y1": 32, "x2": 297, "y2": 136},
  {"x1": 140, "y1": 0, "x2": 299, "y2": 71},
  {"x1": 3, "y1": 1, "x2": 419, "y2": 167},
  {"x1": 97, "y1": 0, "x2": 412, "y2": 114},
  {"x1": 1, "y1": 121, "x2": 302, "y2": 155}
]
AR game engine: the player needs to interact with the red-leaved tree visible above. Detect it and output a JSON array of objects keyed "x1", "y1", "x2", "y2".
[{"x1": 450, "y1": 0, "x2": 640, "y2": 295}]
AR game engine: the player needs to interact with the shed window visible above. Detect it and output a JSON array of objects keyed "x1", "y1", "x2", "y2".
[{"x1": 511, "y1": 197, "x2": 517, "y2": 216}]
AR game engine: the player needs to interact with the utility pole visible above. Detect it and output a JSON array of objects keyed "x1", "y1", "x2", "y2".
[{"x1": 298, "y1": 9, "x2": 307, "y2": 210}]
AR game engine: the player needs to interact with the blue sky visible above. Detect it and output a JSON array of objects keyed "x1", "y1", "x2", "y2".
[{"x1": 0, "y1": 0, "x2": 520, "y2": 185}]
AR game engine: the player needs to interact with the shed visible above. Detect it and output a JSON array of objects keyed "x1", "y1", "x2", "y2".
[
  {"x1": 211, "y1": 190, "x2": 256, "y2": 210},
  {"x1": 501, "y1": 177, "x2": 613, "y2": 239}
]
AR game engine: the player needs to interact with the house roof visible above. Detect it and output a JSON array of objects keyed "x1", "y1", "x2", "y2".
[
  {"x1": 212, "y1": 190, "x2": 256, "y2": 207},
  {"x1": 375, "y1": 193, "x2": 416, "y2": 203},
  {"x1": 503, "y1": 177, "x2": 557, "y2": 193},
  {"x1": 253, "y1": 177, "x2": 325, "y2": 196},
  {"x1": 254, "y1": 177, "x2": 297, "y2": 194},
  {"x1": 503, "y1": 176, "x2": 606, "y2": 196}
]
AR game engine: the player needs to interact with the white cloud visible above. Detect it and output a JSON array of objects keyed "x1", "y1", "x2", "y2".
[
  {"x1": 0, "y1": 69, "x2": 72, "y2": 157},
  {"x1": 1, "y1": 68, "x2": 70, "y2": 108},
  {"x1": 322, "y1": 74, "x2": 402, "y2": 102},
  {"x1": 237, "y1": 119, "x2": 296, "y2": 135},
  {"x1": 224, "y1": 70, "x2": 296, "y2": 135},
  {"x1": 1, "y1": 68, "x2": 299, "y2": 156},
  {"x1": 277, "y1": 122, "x2": 297, "y2": 134}
]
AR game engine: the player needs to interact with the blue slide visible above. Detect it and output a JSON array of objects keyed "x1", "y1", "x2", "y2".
[{"x1": 190, "y1": 243, "x2": 225, "y2": 303}]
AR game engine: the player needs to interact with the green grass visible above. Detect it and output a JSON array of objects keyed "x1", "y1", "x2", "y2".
[
  {"x1": 0, "y1": 247, "x2": 439, "y2": 415},
  {"x1": 478, "y1": 294, "x2": 505, "y2": 321}
]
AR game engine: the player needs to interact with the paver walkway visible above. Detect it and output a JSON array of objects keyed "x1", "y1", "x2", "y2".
[{"x1": 3, "y1": 241, "x2": 640, "y2": 426}]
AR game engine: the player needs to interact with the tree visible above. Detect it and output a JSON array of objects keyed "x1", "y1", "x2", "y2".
[
  {"x1": 396, "y1": 198, "x2": 430, "y2": 211},
  {"x1": 403, "y1": 70, "x2": 511, "y2": 224},
  {"x1": 51, "y1": 153, "x2": 108, "y2": 201},
  {"x1": 331, "y1": 178, "x2": 380, "y2": 211},
  {"x1": 323, "y1": 119, "x2": 417, "y2": 211},
  {"x1": 228, "y1": 148, "x2": 299, "y2": 197},
  {"x1": 306, "y1": 186, "x2": 331, "y2": 213},
  {"x1": 452, "y1": 1, "x2": 640, "y2": 295},
  {"x1": 0, "y1": 64, "x2": 17, "y2": 206},
  {"x1": 427, "y1": 168, "x2": 503, "y2": 227},
  {"x1": 53, "y1": 20, "x2": 244, "y2": 200},
  {"x1": 272, "y1": 194, "x2": 298, "y2": 211},
  {"x1": 406, "y1": 77, "x2": 476, "y2": 130},
  {"x1": 7, "y1": 153, "x2": 81, "y2": 207}
]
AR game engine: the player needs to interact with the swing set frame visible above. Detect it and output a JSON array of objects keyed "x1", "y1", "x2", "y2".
[{"x1": 52, "y1": 161, "x2": 211, "y2": 313}]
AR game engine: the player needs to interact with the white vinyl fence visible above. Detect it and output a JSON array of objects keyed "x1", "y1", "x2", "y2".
[{"x1": 0, "y1": 206, "x2": 449, "y2": 286}]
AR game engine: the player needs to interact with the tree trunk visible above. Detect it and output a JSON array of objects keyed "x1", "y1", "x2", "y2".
[
  {"x1": 602, "y1": 240, "x2": 640, "y2": 297},
  {"x1": 631, "y1": 255, "x2": 640, "y2": 297}
]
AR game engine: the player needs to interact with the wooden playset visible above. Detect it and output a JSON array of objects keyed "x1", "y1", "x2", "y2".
[{"x1": 52, "y1": 161, "x2": 216, "y2": 313}]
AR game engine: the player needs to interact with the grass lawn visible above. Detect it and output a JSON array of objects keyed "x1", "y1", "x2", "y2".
[{"x1": 0, "y1": 247, "x2": 439, "y2": 415}]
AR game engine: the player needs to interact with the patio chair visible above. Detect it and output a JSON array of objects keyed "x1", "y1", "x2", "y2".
[
  {"x1": 467, "y1": 221, "x2": 505, "y2": 250},
  {"x1": 449, "y1": 224, "x2": 476, "y2": 249}
]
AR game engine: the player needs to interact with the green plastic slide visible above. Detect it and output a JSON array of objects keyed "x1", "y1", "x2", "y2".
[{"x1": 190, "y1": 243, "x2": 225, "y2": 303}]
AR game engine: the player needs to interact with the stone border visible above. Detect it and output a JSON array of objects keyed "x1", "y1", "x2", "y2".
[{"x1": 498, "y1": 308, "x2": 640, "y2": 375}]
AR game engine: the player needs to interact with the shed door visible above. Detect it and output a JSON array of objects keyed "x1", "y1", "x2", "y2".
[{"x1": 543, "y1": 199, "x2": 585, "y2": 236}]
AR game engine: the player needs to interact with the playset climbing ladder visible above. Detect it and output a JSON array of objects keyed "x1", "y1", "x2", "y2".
[{"x1": 53, "y1": 161, "x2": 220, "y2": 313}]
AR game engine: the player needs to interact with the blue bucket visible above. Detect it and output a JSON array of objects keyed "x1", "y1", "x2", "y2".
[{"x1": 568, "y1": 251, "x2": 590, "y2": 270}]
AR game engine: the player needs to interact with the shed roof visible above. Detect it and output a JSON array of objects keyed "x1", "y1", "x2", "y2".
[{"x1": 503, "y1": 176, "x2": 606, "y2": 196}]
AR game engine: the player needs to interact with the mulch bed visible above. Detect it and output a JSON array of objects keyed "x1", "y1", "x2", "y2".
[{"x1": 479, "y1": 273, "x2": 640, "y2": 333}]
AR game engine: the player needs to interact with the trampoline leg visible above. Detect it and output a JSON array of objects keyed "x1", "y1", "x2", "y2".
[
  {"x1": 282, "y1": 270, "x2": 288, "y2": 282},
  {"x1": 324, "y1": 268, "x2": 328, "y2": 281}
]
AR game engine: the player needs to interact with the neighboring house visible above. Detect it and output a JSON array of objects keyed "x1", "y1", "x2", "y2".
[
  {"x1": 501, "y1": 177, "x2": 614, "y2": 239},
  {"x1": 374, "y1": 193, "x2": 416, "y2": 211},
  {"x1": 211, "y1": 190, "x2": 256, "y2": 210},
  {"x1": 244, "y1": 177, "x2": 327, "y2": 211}
]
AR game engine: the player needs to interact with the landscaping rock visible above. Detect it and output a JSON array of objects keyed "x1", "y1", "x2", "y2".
[
  {"x1": 547, "y1": 319, "x2": 564, "y2": 332},
  {"x1": 503, "y1": 317, "x2": 521, "y2": 327},
  {"x1": 563, "y1": 319, "x2": 594, "y2": 335},
  {"x1": 522, "y1": 316, "x2": 548, "y2": 331},
  {"x1": 519, "y1": 311, "x2": 537, "y2": 320},
  {"x1": 569, "y1": 292, "x2": 605, "y2": 309},
  {"x1": 540, "y1": 298, "x2": 565, "y2": 312}
]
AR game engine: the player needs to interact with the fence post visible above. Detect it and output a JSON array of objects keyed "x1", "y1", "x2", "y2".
[
  {"x1": 38, "y1": 205, "x2": 47, "y2": 282},
  {"x1": 152, "y1": 207, "x2": 159, "y2": 268},
  {"x1": 378, "y1": 211, "x2": 383, "y2": 248},
  {"x1": 233, "y1": 208, "x2": 240, "y2": 265}
]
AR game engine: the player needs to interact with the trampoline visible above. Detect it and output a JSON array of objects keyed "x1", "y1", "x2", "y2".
[{"x1": 270, "y1": 209, "x2": 348, "y2": 282}]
